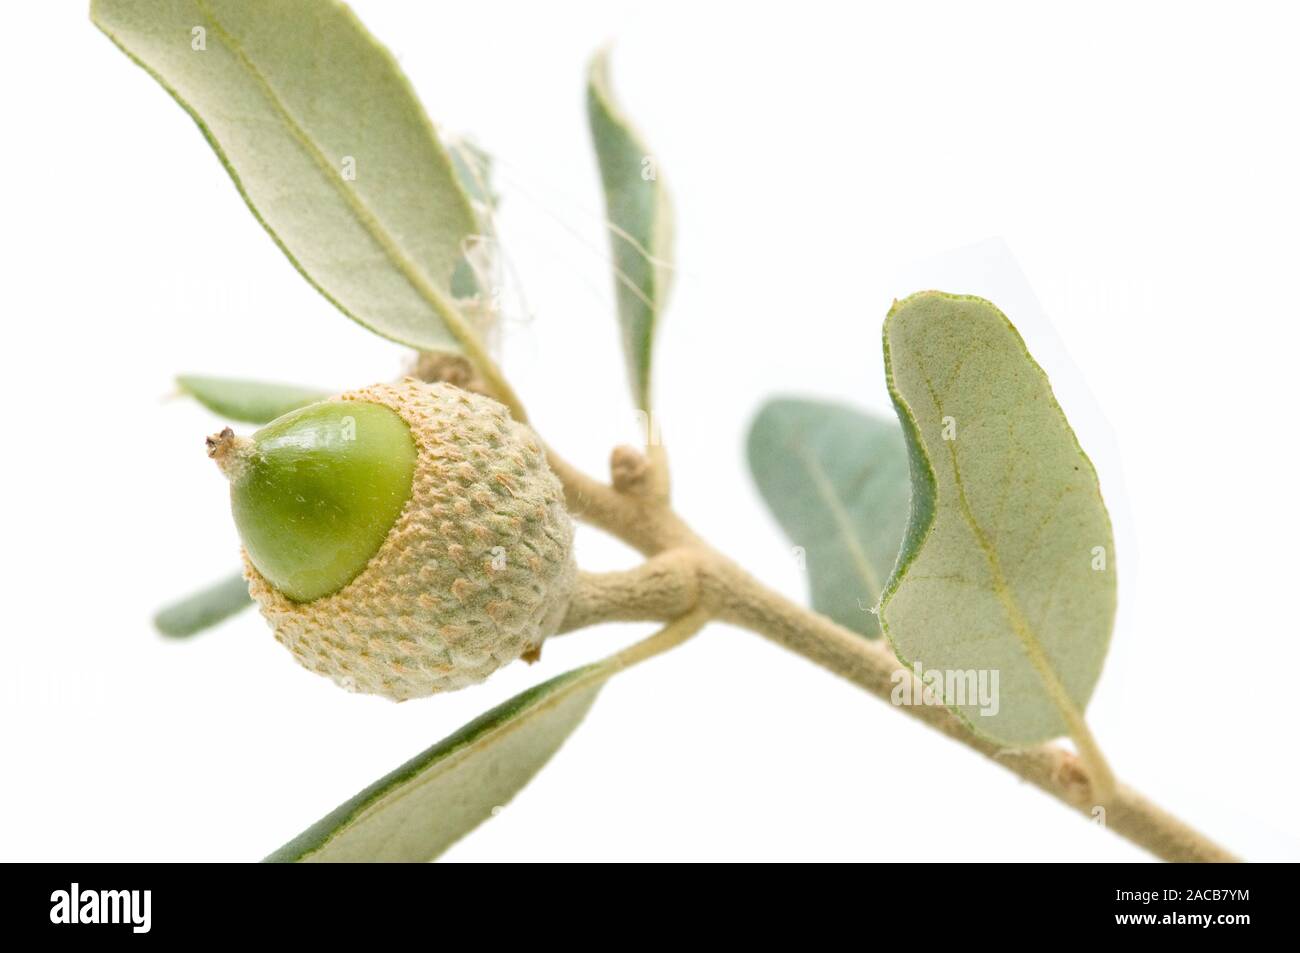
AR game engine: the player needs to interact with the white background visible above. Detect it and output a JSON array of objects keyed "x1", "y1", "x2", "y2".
[{"x1": 2, "y1": 0, "x2": 1297, "y2": 861}]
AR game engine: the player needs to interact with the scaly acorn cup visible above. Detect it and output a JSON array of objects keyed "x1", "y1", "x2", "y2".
[{"x1": 206, "y1": 379, "x2": 576, "y2": 701}]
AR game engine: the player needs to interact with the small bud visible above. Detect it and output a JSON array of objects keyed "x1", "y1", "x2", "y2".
[{"x1": 610, "y1": 445, "x2": 649, "y2": 492}]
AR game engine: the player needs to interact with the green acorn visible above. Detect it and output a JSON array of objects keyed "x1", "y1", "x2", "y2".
[{"x1": 208, "y1": 379, "x2": 576, "y2": 700}]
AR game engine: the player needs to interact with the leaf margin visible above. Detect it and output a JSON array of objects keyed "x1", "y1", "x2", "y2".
[
  {"x1": 263, "y1": 664, "x2": 601, "y2": 863},
  {"x1": 745, "y1": 395, "x2": 912, "y2": 639},
  {"x1": 264, "y1": 608, "x2": 709, "y2": 862},
  {"x1": 176, "y1": 374, "x2": 331, "y2": 425},
  {"x1": 877, "y1": 290, "x2": 1117, "y2": 774},
  {"x1": 586, "y1": 47, "x2": 675, "y2": 412},
  {"x1": 90, "y1": 0, "x2": 490, "y2": 362}
]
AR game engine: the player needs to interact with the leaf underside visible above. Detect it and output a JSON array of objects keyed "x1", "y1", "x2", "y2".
[
  {"x1": 177, "y1": 374, "x2": 330, "y2": 425},
  {"x1": 264, "y1": 666, "x2": 605, "y2": 862},
  {"x1": 154, "y1": 572, "x2": 252, "y2": 637},
  {"x1": 92, "y1": 0, "x2": 482, "y2": 354},
  {"x1": 879, "y1": 292, "x2": 1116, "y2": 747},
  {"x1": 587, "y1": 49, "x2": 674, "y2": 411},
  {"x1": 747, "y1": 398, "x2": 911, "y2": 637}
]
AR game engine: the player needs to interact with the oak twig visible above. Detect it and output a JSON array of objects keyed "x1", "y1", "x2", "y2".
[{"x1": 545, "y1": 445, "x2": 1239, "y2": 863}]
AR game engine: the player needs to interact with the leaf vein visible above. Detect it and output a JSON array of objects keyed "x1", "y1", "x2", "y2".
[
  {"x1": 192, "y1": 0, "x2": 475, "y2": 352},
  {"x1": 789, "y1": 437, "x2": 884, "y2": 608}
]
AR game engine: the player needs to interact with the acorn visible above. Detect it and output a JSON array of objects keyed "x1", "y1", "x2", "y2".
[{"x1": 207, "y1": 379, "x2": 576, "y2": 700}]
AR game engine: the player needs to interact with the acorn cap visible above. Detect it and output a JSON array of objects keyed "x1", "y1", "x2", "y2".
[{"x1": 235, "y1": 379, "x2": 576, "y2": 700}]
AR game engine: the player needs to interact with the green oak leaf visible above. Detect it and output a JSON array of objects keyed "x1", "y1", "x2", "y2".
[
  {"x1": 265, "y1": 613, "x2": 706, "y2": 862},
  {"x1": 447, "y1": 136, "x2": 497, "y2": 214},
  {"x1": 879, "y1": 291, "x2": 1116, "y2": 748},
  {"x1": 587, "y1": 49, "x2": 675, "y2": 411},
  {"x1": 177, "y1": 375, "x2": 330, "y2": 425},
  {"x1": 92, "y1": 0, "x2": 483, "y2": 356},
  {"x1": 264, "y1": 666, "x2": 603, "y2": 862},
  {"x1": 263, "y1": 665, "x2": 598, "y2": 858},
  {"x1": 746, "y1": 398, "x2": 911, "y2": 637},
  {"x1": 154, "y1": 571, "x2": 251, "y2": 637}
]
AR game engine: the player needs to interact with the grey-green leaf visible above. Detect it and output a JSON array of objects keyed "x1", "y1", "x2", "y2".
[
  {"x1": 587, "y1": 49, "x2": 675, "y2": 411},
  {"x1": 746, "y1": 398, "x2": 911, "y2": 638},
  {"x1": 264, "y1": 666, "x2": 604, "y2": 862},
  {"x1": 445, "y1": 137, "x2": 499, "y2": 305},
  {"x1": 177, "y1": 375, "x2": 330, "y2": 424},
  {"x1": 447, "y1": 137, "x2": 497, "y2": 214},
  {"x1": 154, "y1": 572, "x2": 252, "y2": 638},
  {"x1": 879, "y1": 292, "x2": 1116, "y2": 747},
  {"x1": 92, "y1": 0, "x2": 482, "y2": 354}
]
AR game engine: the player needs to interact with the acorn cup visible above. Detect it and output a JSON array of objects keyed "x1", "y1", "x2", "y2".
[{"x1": 208, "y1": 379, "x2": 576, "y2": 700}]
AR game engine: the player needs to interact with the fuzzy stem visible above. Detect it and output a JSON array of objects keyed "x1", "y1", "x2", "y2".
[
  {"x1": 697, "y1": 552, "x2": 1238, "y2": 863},
  {"x1": 541, "y1": 413, "x2": 1235, "y2": 860},
  {"x1": 1057, "y1": 698, "x2": 1118, "y2": 808},
  {"x1": 559, "y1": 552, "x2": 702, "y2": 634},
  {"x1": 601, "y1": 607, "x2": 711, "y2": 674},
  {"x1": 471, "y1": 359, "x2": 527, "y2": 423},
  {"x1": 546, "y1": 447, "x2": 695, "y2": 555},
  {"x1": 550, "y1": 486, "x2": 1239, "y2": 861}
]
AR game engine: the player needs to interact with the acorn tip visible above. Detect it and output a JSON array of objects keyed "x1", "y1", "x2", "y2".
[{"x1": 206, "y1": 427, "x2": 252, "y2": 481}]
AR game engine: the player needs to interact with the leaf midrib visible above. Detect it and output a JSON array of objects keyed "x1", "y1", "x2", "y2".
[
  {"x1": 309, "y1": 668, "x2": 603, "y2": 860},
  {"x1": 193, "y1": 0, "x2": 472, "y2": 350},
  {"x1": 589, "y1": 54, "x2": 668, "y2": 410},
  {"x1": 920, "y1": 373, "x2": 1086, "y2": 734},
  {"x1": 790, "y1": 439, "x2": 884, "y2": 607}
]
